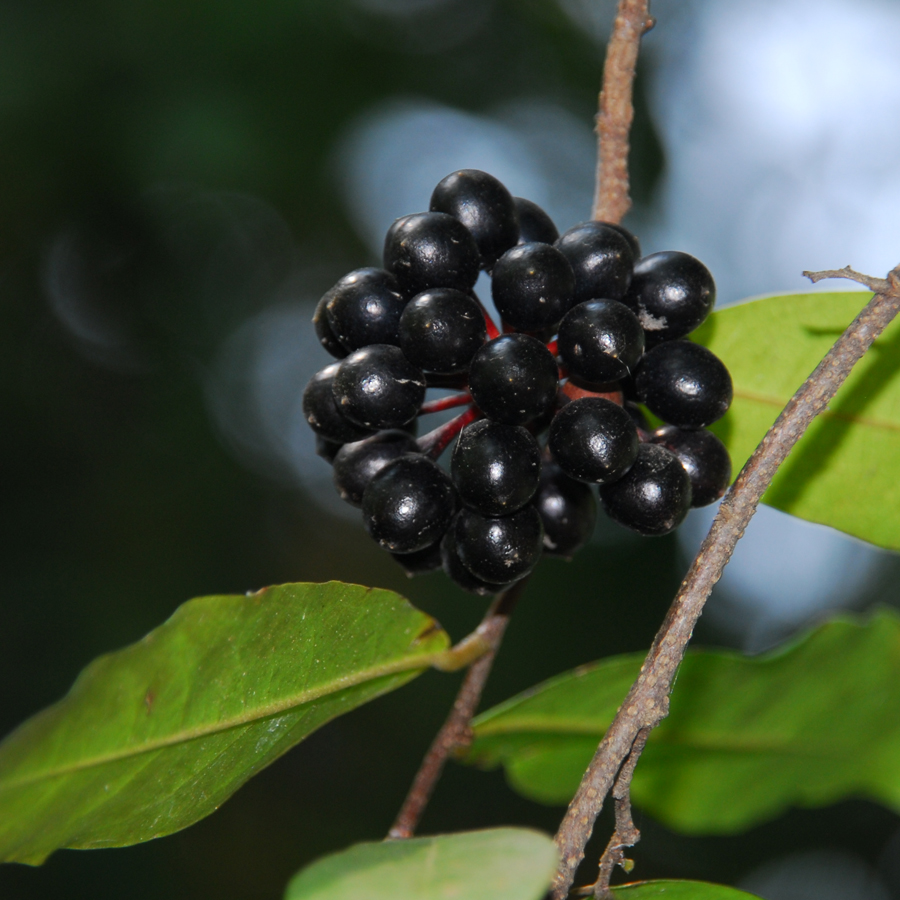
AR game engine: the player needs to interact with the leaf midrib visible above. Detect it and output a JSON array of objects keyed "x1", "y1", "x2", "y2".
[
  {"x1": 0, "y1": 649, "x2": 440, "y2": 792},
  {"x1": 472, "y1": 720, "x2": 894, "y2": 760}
]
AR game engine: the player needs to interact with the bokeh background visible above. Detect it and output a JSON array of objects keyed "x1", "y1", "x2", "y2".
[{"x1": 2, "y1": 1, "x2": 900, "y2": 898}]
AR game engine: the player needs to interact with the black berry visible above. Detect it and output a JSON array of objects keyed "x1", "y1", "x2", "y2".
[
  {"x1": 362, "y1": 454, "x2": 456, "y2": 553},
  {"x1": 623, "y1": 251, "x2": 715, "y2": 341},
  {"x1": 332, "y1": 430, "x2": 420, "y2": 507},
  {"x1": 491, "y1": 242, "x2": 575, "y2": 330},
  {"x1": 313, "y1": 294, "x2": 348, "y2": 359},
  {"x1": 430, "y1": 169, "x2": 519, "y2": 269},
  {"x1": 555, "y1": 222, "x2": 634, "y2": 304},
  {"x1": 514, "y1": 197, "x2": 559, "y2": 245},
  {"x1": 302, "y1": 172, "x2": 719, "y2": 588},
  {"x1": 315, "y1": 435, "x2": 344, "y2": 464},
  {"x1": 392, "y1": 540, "x2": 444, "y2": 577},
  {"x1": 441, "y1": 528, "x2": 512, "y2": 596},
  {"x1": 383, "y1": 211, "x2": 480, "y2": 296},
  {"x1": 605, "y1": 223, "x2": 641, "y2": 260},
  {"x1": 454, "y1": 505, "x2": 544, "y2": 584},
  {"x1": 324, "y1": 268, "x2": 407, "y2": 352},
  {"x1": 303, "y1": 364, "x2": 373, "y2": 444},
  {"x1": 548, "y1": 397, "x2": 639, "y2": 484},
  {"x1": 534, "y1": 462, "x2": 597, "y2": 558},
  {"x1": 557, "y1": 299, "x2": 645, "y2": 384},
  {"x1": 599, "y1": 443, "x2": 692, "y2": 535},
  {"x1": 451, "y1": 419, "x2": 541, "y2": 516},
  {"x1": 399, "y1": 288, "x2": 486, "y2": 374},
  {"x1": 634, "y1": 341, "x2": 733, "y2": 429},
  {"x1": 333, "y1": 344, "x2": 427, "y2": 429},
  {"x1": 468, "y1": 334, "x2": 559, "y2": 426},
  {"x1": 651, "y1": 425, "x2": 732, "y2": 507}
]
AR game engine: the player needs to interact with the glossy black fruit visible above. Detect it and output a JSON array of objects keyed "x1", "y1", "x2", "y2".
[
  {"x1": 555, "y1": 221, "x2": 634, "y2": 304},
  {"x1": 548, "y1": 397, "x2": 639, "y2": 484},
  {"x1": 468, "y1": 334, "x2": 559, "y2": 426},
  {"x1": 651, "y1": 425, "x2": 732, "y2": 507},
  {"x1": 491, "y1": 242, "x2": 575, "y2": 330},
  {"x1": 324, "y1": 268, "x2": 407, "y2": 351},
  {"x1": 534, "y1": 462, "x2": 597, "y2": 558},
  {"x1": 333, "y1": 344, "x2": 427, "y2": 429},
  {"x1": 303, "y1": 363, "x2": 373, "y2": 443},
  {"x1": 303, "y1": 172, "x2": 717, "y2": 588},
  {"x1": 392, "y1": 540, "x2": 444, "y2": 577},
  {"x1": 623, "y1": 251, "x2": 715, "y2": 341},
  {"x1": 315, "y1": 435, "x2": 344, "y2": 464},
  {"x1": 332, "y1": 430, "x2": 420, "y2": 507},
  {"x1": 451, "y1": 419, "x2": 542, "y2": 516},
  {"x1": 557, "y1": 299, "x2": 645, "y2": 384},
  {"x1": 430, "y1": 169, "x2": 519, "y2": 269},
  {"x1": 383, "y1": 211, "x2": 480, "y2": 296},
  {"x1": 313, "y1": 294, "x2": 348, "y2": 359},
  {"x1": 362, "y1": 454, "x2": 457, "y2": 553},
  {"x1": 514, "y1": 197, "x2": 559, "y2": 245},
  {"x1": 399, "y1": 288, "x2": 486, "y2": 374},
  {"x1": 599, "y1": 443, "x2": 692, "y2": 535},
  {"x1": 634, "y1": 341, "x2": 733, "y2": 429},
  {"x1": 605, "y1": 222, "x2": 641, "y2": 260},
  {"x1": 454, "y1": 505, "x2": 544, "y2": 584},
  {"x1": 440, "y1": 528, "x2": 512, "y2": 596}
]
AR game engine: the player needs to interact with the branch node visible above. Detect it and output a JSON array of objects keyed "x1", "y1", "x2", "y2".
[
  {"x1": 591, "y1": 726, "x2": 650, "y2": 898},
  {"x1": 888, "y1": 269, "x2": 900, "y2": 294}
]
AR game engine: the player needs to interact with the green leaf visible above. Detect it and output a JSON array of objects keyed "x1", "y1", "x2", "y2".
[
  {"x1": 283, "y1": 828, "x2": 557, "y2": 900},
  {"x1": 467, "y1": 608, "x2": 900, "y2": 834},
  {"x1": 693, "y1": 291, "x2": 900, "y2": 550},
  {"x1": 611, "y1": 882, "x2": 761, "y2": 899},
  {"x1": 0, "y1": 581, "x2": 449, "y2": 864}
]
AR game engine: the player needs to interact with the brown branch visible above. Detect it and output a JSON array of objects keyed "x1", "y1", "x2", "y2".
[
  {"x1": 592, "y1": 0, "x2": 655, "y2": 224},
  {"x1": 551, "y1": 265, "x2": 900, "y2": 899},
  {"x1": 593, "y1": 726, "x2": 650, "y2": 898},
  {"x1": 803, "y1": 266, "x2": 896, "y2": 294},
  {"x1": 388, "y1": 577, "x2": 529, "y2": 839}
]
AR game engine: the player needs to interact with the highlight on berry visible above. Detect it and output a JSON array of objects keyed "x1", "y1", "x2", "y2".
[{"x1": 304, "y1": 169, "x2": 733, "y2": 595}]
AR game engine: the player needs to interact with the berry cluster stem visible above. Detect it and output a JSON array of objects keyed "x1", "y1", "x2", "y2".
[
  {"x1": 419, "y1": 393, "x2": 473, "y2": 415},
  {"x1": 551, "y1": 265, "x2": 900, "y2": 899},
  {"x1": 418, "y1": 406, "x2": 480, "y2": 459},
  {"x1": 477, "y1": 301, "x2": 501, "y2": 340},
  {"x1": 388, "y1": 578, "x2": 529, "y2": 840},
  {"x1": 592, "y1": 0, "x2": 655, "y2": 224}
]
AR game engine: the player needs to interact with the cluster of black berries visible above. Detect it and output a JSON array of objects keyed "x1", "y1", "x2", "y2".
[{"x1": 304, "y1": 169, "x2": 733, "y2": 595}]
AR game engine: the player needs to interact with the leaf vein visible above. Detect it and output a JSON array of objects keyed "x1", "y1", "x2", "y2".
[{"x1": 0, "y1": 655, "x2": 435, "y2": 791}]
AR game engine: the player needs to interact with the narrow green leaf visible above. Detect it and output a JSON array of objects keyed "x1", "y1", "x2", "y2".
[
  {"x1": 467, "y1": 609, "x2": 900, "y2": 834},
  {"x1": 612, "y1": 881, "x2": 761, "y2": 899},
  {"x1": 0, "y1": 581, "x2": 449, "y2": 864},
  {"x1": 283, "y1": 828, "x2": 557, "y2": 900},
  {"x1": 693, "y1": 291, "x2": 900, "y2": 550}
]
